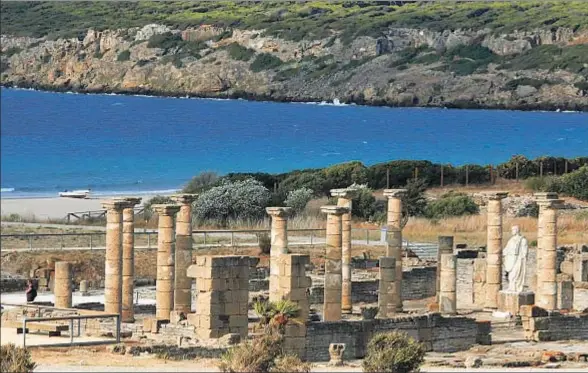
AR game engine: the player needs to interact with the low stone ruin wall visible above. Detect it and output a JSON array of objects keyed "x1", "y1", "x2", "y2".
[
  {"x1": 521, "y1": 305, "x2": 588, "y2": 342},
  {"x1": 304, "y1": 313, "x2": 487, "y2": 362},
  {"x1": 309, "y1": 267, "x2": 437, "y2": 304}
]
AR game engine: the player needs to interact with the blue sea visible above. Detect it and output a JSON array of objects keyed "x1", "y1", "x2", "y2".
[{"x1": 1, "y1": 87, "x2": 587, "y2": 199}]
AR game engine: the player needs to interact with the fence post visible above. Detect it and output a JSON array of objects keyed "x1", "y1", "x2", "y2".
[
  {"x1": 366, "y1": 229, "x2": 369, "y2": 245},
  {"x1": 465, "y1": 165, "x2": 469, "y2": 186},
  {"x1": 565, "y1": 160, "x2": 568, "y2": 174},
  {"x1": 310, "y1": 231, "x2": 314, "y2": 245},
  {"x1": 440, "y1": 165, "x2": 444, "y2": 187},
  {"x1": 231, "y1": 232, "x2": 234, "y2": 247},
  {"x1": 22, "y1": 320, "x2": 26, "y2": 348},
  {"x1": 147, "y1": 233, "x2": 151, "y2": 249},
  {"x1": 203, "y1": 232, "x2": 207, "y2": 246},
  {"x1": 28, "y1": 236, "x2": 32, "y2": 250},
  {"x1": 115, "y1": 315, "x2": 121, "y2": 344},
  {"x1": 69, "y1": 318, "x2": 74, "y2": 345},
  {"x1": 540, "y1": 162, "x2": 543, "y2": 177},
  {"x1": 89, "y1": 235, "x2": 93, "y2": 250},
  {"x1": 61, "y1": 234, "x2": 65, "y2": 250}
]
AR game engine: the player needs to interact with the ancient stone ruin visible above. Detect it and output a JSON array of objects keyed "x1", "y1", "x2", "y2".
[{"x1": 3, "y1": 190, "x2": 587, "y2": 367}]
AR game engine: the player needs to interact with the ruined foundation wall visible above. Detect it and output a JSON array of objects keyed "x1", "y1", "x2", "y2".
[
  {"x1": 308, "y1": 267, "x2": 436, "y2": 305},
  {"x1": 521, "y1": 306, "x2": 588, "y2": 341},
  {"x1": 304, "y1": 313, "x2": 484, "y2": 362}
]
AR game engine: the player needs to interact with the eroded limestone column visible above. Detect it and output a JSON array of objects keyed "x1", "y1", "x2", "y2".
[
  {"x1": 54, "y1": 261, "x2": 72, "y2": 308},
  {"x1": 534, "y1": 192, "x2": 559, "y2": 295},
  {"x1": 436, "y1": 236, "x2": 454, "y2": 303},
  {"x1": 321, "y1": 206, "x2": 348, "y2": 321},
  {"x1": 378, "y1": 257, "x2": 396, "y2": 318},
  {"x1": 330, "y1": 188, "x2": 358, "y2": 314},
  {"x1": 266, "y1": 207, "x2": 291, "y2": 298},
  {"x1": 536, "y1": 196, "x2": 562, "y2": 310},
  {"x1": 171, "y1": 194, "x2": 198, "y2": 313},
  {"x1": 484, "y1": 192, "x2": 508, "y2": 309},
  {"x1": 383, "y1": 189, "x2": 407, "y2": 312},
  {"x1": 115, "y1": 197, "x2": 141, "y2": 323},
  {"x1": 439, "y1": 253, "x2": 457, "y2": 315},
  {"x1": 102, "y1": 200, "x2": 127, "y2": 315},
  {"x1": 153, "y1": 204, "x2": 181, "y2": 320}
]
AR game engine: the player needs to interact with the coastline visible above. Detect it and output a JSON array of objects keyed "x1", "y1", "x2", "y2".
[
  {"x1": 3, "y1": 82, "x2": 587, "y2": 113},
  {"x1": 0, "y1": 193, "x2": 175, "y2": 220}
]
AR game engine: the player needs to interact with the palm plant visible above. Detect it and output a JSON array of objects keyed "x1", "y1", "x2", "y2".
[{"x1": 253, "y1": 299, "x2": 302, "y2": 334}]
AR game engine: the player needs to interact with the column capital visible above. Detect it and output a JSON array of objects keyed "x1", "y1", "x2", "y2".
[
  {"x1": 485, "y1": 191, "x2": 509, "y2": 200},
  {"x1": 152, "y1": 204, "x2": 181, "y2": 216},
  {"x1": 330, "y1": 188, "x2": 359, "y2": 199},
  {"x1": 534, "y1": 192, "x2": 559, "y2": 201},
  {"x1": 170, "y1": 193, "x2": 198, "y2": 205},
  {"x1": 536, "y1": 199, "x2": 563, "y2": 209},
  {"x1": 383, "y1": 189, "x2": 407, "y2": 198},
  {"x1": 266, "y1": 207, "x2": 292, "y2": 218},
  {"x1": 113, "y1": 197, "x2": 142, "y2": 207},
  {"x1": 320, "y1": 206, "x2": 349, "y2": 216},
  {"x1": 101, "y1": 200, "x2": 130, "y2": 211}
]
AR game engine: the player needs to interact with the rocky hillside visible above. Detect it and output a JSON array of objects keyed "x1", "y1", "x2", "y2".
[{"x1": 1, "y1": 1, "x2": 588, "y2": 111}]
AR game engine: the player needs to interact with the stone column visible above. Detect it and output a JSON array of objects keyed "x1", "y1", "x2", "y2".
[
  {"x1": 377, "y1": 257, "x2": 396, "y2": 318},
  {"x1": 383, "y1": 189, "x2": 407, "y2": 312},
  {"x1": 54, "y1": 261, "x2": 72, "y2": 308},
  {"x1": 436, "y1": 236, "x2": 454, "y2": 303},
  {"x1": 171, "y1": 194, "x2": 198, "y2": 314},
  {"x1": 321, "y1": 206, "x2": 348, "y2": 321},
  {"x1": 115, "y1": 197, "x2": 141, "y2": 323},
  {"x1": 153, "y1": 204, "x2": 181, "y2": 320},
  {"x1": 439, "y1": 253, "x2": 457, "y2": 315},
  {"x1": 330, "y1": 188, "x2": 358, "y2": 314},
  {"x1": 102, "y1": 200, "x2": 127, "y2": 316},
  {"x1": 535, "y1": 195, "x2": 562, "y2": 310},
  {"x1": 534, "y1": 192, "x2": 559, "y2": 295},
  {"x1": 484, "y1": 192, "x2": 508, "y2": 309},
  {"x1": 266, "y1": 207, "x2": 292, "y2": 298}
]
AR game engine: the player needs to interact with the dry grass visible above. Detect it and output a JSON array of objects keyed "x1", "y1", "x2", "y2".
[{"x1": 402, "y1": 213, "x2": 588, "y2": 246}]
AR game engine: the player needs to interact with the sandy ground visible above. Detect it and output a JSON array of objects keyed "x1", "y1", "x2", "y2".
[{"x1": 0, "y1": 195, "x2": 164, "y2": 221}]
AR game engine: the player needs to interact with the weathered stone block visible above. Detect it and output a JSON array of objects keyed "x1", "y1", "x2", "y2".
[{"x1": 529, "y1": 317, "x2": 550, "y2": 331}]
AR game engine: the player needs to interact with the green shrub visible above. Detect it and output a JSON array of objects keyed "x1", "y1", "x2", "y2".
[
  {"x1": 574, "y1": 81, "x2": 588, "y2": 92},
  {"x1": 403, "y1": 178, "x2": 428, "y2": 217},
  {"x1": 0, "y1": 344, "x2": 36, "y2": 373},
  {"x1": 117, "y1": 49, "x2": 131, "y2": 61},
  {"x1": 258, "y1": 232, "x2": 271, "y2": 255},
  {"x1": 250, "y1": 53, "x2": 283, "y2": 72},
  {"x1": 352, "y1": 187, "x2": 378, "y2": 220},
  {"x1": 147, "y1": 32, "x2": 182, "y2": 49},
  {"x1": 363, "y1": 331, "x2": 426, "y2": 373},
  {"x1": 183, "y1": 171, "x2": 220, "y2": 193},
  {"x1": 524, "y1": 176, "x2": 562, "y2": 192},
  {"x1": 284, "y1": 187, "x2": 313, "y2": 214},
  {"x1": 227, "y1": 42, "x2": 255, "y2": 61},
  {"x1": 559, "y1": 165, "x2": 588, "y2": 201},
  {"x1": 504, "y1": 78, "x2": 551, "y2": 91},
  {"x1": 425, "y1": 192, "x2": 479, "y2": 219},
  {"x1": 2, "y1": 47, "x2": 21, "y2": 57},
  {"x1": 136, "y1": 59, "x2": 150, "y2": 67},
  {"x1": 143, "y1": 195, "x2": 174, "y2": 220}
]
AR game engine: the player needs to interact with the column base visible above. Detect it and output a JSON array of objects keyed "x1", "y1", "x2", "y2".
[{"x1": 498, "y1": 290, "x2": 535, "y2": 315}]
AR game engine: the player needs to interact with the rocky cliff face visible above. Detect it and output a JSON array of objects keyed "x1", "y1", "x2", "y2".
[{"x1": 1, "y1": 25, "x2": 587, "y2": 111}]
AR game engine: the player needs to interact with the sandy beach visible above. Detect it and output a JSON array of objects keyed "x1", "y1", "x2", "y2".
[{"x1": 0, "y1": 195, "x2": 165, "y2": 221}]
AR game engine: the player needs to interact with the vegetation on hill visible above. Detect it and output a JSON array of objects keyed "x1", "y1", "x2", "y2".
[{"x1": 2, "y1": 1, "x2": 587, "y2": 40}]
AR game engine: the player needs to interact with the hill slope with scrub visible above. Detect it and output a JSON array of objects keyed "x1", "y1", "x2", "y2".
[{"x1": 1, "y1": 1, "x2": 588, "y2": 110}]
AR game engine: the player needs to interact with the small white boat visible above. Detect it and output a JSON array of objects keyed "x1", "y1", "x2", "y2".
[{"x1": 59, "y1": 189, "x2": 90, "y2": 199}]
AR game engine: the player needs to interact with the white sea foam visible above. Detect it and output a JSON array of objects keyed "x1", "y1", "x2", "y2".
[{"x1": 0, "y1": 187, "x2": 15, "y2": 193}]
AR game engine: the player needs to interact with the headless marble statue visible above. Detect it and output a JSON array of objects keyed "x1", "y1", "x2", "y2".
[{"x1": 503, "y1": 225, "x2": 529, "y2": 293}]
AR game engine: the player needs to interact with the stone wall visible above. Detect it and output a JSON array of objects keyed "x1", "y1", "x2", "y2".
[
  {"x1": 521, "y1": 305, "x2": 588, "y2": 341},
  {"x1": 456, "y1": 259, "x2": 474, "y2": 309},
  {"x1": 304, "y1": 313, "x2": 485, "y2": 362},
  {"x1": 309, "y1": 267, "x2": 436, "y2": 305}
]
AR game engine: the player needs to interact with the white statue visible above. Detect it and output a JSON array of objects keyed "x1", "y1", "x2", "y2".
[{"x1": 502, "y1": 225, "x2": 529, "y2": 293}]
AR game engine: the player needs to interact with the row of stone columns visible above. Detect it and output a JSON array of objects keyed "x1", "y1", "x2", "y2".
[
  {"x1": 102, "y1": 194, "x2": 197, "y2": 322},
  {"x1": 482, "y1": 191, "x2": 562, "y2": 312}
]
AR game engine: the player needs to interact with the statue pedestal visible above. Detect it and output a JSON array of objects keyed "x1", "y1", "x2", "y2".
[{"x1": 498, "y1": 290, "x2": 534, "y2": 315}]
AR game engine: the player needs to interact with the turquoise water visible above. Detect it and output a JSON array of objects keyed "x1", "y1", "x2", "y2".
[{"x1": 1, "y1": 88, "x2": 587, "y2": 198}]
